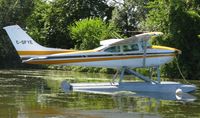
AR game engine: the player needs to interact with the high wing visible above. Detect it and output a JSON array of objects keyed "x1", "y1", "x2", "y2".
[
  {"x1": 111, "y1": 32, "x2": 163, "y2": 46},
  {"x1": 99, "y1": 32, "x2": 163, "y2": 47}
]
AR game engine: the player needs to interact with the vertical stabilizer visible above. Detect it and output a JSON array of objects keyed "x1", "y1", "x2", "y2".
[{"x1": 3, "y1": 25, "x2": 72, "y2": 59}]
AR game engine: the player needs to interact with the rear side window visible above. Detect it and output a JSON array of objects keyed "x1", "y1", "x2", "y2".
[
  {"x1": 123, "y1": 44, "x2": 139, "y2": 52},
  {"x1": 104, "y1": 46, "x2": 120, "y2": 52}
]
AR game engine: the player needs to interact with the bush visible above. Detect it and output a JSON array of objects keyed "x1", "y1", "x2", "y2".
[{"x1": 68, "y1": 17, "x2": 121, "y2": 50}]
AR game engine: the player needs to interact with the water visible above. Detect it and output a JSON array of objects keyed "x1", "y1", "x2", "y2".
[{"x1": 0, "y1": 69, "x2": 199, "y2": 118}]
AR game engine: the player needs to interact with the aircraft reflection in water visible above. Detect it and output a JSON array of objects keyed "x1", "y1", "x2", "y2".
[{"x1": 4, "y1": 25, "x2": 196, "y2": 96}]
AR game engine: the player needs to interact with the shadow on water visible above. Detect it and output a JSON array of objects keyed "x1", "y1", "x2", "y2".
[{"x1": 0, "y1": 69, "x2": 200, "y2": 118}]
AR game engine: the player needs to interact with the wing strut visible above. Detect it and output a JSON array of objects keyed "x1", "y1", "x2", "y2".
[{"x1": 142, "y1": 40, "x2": 147, "y2": 67}]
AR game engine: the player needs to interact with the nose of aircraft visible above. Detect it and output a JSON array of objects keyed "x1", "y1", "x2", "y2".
[
  {"x1": 152, "y1": 45, "x2": 182, "y2": 55},
  {"x1": 174, "y1": 48, "x2": 182, "y2": 54}
]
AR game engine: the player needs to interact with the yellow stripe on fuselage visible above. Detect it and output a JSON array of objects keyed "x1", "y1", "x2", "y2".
[
  {"x1": 18, "y1": 50, "x2": 96, "y2": 56},
  {"x1": 18, "y1": 50, "x2": 75, "y2": 55},
  {"x1": 26, "y1": 54, "x2": 175, "y2": 65}
]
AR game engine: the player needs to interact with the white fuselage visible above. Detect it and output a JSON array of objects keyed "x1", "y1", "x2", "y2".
[{"x1": 25, "y1": 48, "x2": 176, "y2": 69}]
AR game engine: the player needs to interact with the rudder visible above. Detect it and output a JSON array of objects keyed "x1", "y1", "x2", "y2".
[{"x1": 3, "y1": 25, "x2": 72, "y2": 60}]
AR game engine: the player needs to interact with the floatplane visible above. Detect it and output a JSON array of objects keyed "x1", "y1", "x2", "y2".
[{"x1": 4, "y1": 25, "x2": 196, "y2": 96}]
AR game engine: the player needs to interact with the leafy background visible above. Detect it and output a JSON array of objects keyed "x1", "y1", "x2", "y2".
[{"x1": 0, "y1": 0, "x2": 199, "y2": 79}]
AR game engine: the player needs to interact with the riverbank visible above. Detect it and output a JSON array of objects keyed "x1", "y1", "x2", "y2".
[{"x1": 0, "y1": 64, "x2": 172, "y2": 80}]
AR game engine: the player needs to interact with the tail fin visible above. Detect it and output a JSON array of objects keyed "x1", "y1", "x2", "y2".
[{"x1": 3, "y1": 25, "x2": 71, "y2": 60}]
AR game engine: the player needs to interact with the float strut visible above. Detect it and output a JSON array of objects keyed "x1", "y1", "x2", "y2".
[
  {"x1": 119, "y1": 67, "x2": 126, "y2": 84},
  {"x1": 126, "y1": 68, "x2": 159, "y2": 84},
  {"x1": 156, "y1": 66, "x2": 161, "y2": 83},
  {"x1": 117, "y1": 67, "x2": 159, "y2": 85},
  {"x1": 149, "y1": 67, "x2": 152, "y2": 80},
  {"x1": 111, "y1": 69, "x2": 119, "y2": 84}
]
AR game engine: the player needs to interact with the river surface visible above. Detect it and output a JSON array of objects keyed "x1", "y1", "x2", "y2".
[{"x1": 0, "y1": 69, "x2": 199, "y2": 118}]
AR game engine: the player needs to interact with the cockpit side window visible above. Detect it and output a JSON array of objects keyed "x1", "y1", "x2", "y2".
[
  {"x1": 131, "y1": 44, "x2": 139, "y2": 51},
  {"x1": 104, "y1": 46, "x2": 120, "y2": 52},
  {"x1": 122, "y1": 44, "x2": 139, "y2": 52}
]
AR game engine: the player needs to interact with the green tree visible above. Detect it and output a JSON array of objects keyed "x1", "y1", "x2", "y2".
[
  {"x1": 0, "y1": 0, "x2": 35, "y2": 68},
  {"x1": 46, "y1": 0, "x2": 113, "y2": 49},
  {"x1": 0, "y1": 0, "x2": 34, "y2": 27},
  {"x1": 140, "y1": 0, "x2": 170, "y2": 32},
  {"x1": 26, "y1": 0, "x2": 51, "y2": 46},
  {"x1": 68, "y1": 18, "x2": 121, "y2": 50},
  {"x1": 142, "y1": 0, "x2": 200, "y2": 79},
  {"x1": 111, "y1": 0, "x2": 149, "y2": 35},
  {"x1": 169, "y1": 0, "x2": 200, "y2": 79}
]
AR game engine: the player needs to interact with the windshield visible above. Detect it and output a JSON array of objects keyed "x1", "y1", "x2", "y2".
[{"x1": 140, "y1": 41, "x2": 152, "y2": 49}]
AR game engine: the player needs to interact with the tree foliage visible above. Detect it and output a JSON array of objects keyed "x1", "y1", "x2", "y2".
[
  {"x1": 69, "y1": 18, "x2": 120, "y2": 50},
  {"x1": 46, "y1": 0, "x2": 113, "y2": 49},
  {"x1": 26, "y1": 0, "x2": 51, "y2": 46},
  {"x1": 0, "y1": 0, "x2": 35, "y2": 68},
  {"x1": 111, "y1": 0, "x2": 149, "y2": 35},
  {"x1": 140, "y1": 0, "x2": 170, "y2": 32},
  {"x1": 142, "y1": 0, "x2": 200, "y2": 79},
  {"x1": 0, "y1": 0, "x2": 200, "y2": 80}
]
